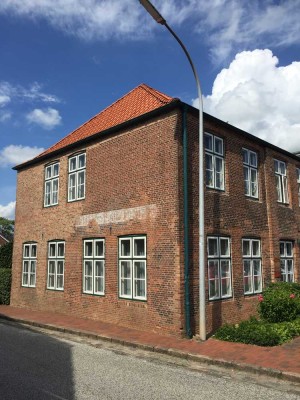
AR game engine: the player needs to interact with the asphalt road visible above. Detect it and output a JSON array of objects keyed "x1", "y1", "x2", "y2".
[{"x1": 0, "y1": 321, "x2": 299, "y2": 400}]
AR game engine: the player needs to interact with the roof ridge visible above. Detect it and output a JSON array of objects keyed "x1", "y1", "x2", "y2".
[{"x1": 139, "y1": 83, "x2": 176, "y2": 104}]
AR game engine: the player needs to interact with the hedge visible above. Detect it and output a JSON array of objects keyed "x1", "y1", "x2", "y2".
[
  {"x1": 0, "y1": 268, "x2": 12, "y2": 305},
  {"x1": 0, "y1": 242, "x2": 13, "y2": 269}
]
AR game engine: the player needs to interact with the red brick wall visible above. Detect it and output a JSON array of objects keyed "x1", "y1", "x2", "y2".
[{"x1": 11, "y1": 110, "x2": 186, "y2": 337}]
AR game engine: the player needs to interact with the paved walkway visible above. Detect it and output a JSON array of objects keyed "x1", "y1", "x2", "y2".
[{"x1": 0, "y1": 305, "x2": 299, "y2": 383}]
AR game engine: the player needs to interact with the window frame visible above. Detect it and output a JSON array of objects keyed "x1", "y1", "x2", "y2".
[
  {"x1": 280, "y1": 240, "x2": 294, "y2": 282},
  {"x1": 22, "y1": 243, "x2": 37, "y2": 288},
  {"x1": 204, "y1": 132, "x2": 225, "y2": 191},
  {"x1": 207, "y1": 236, "x2": 232, "y2": 300},
  {"x1": 274, "y1": 159, "x2": 289, "y2": 204},
  {"x1": 47, "y1": 241, "x2": 65, "y2": 291},
  {"x1": 68, "y1": 153, "x2": 86, "y2": 202},
  {"x1": 118, "y1": 236, "x2": 147, "y2": 301},
  {"x1": 44, "y1": 162, "x2": 60, "y2": 207},
  {"x1": 242, "y1": 238, "x2": 263, "y2": 295},
  {"x1": 242, "y1": 148, "x2": 258, "y2": 199},
  {"x1": 83, "y1": 238, "x2": 105, "y2": 296}
]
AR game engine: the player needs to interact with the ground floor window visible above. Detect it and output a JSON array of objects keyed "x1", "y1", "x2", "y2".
[
  {"x1": 22, "y1": 243, "x2": 37, "y2": 287},
  {"x1": 242, "y1": 238, "x2": 262, "y2": 294},
  {"x1": 47, "y1": 241, "x2": 65, "y2": 290},
  {"x1": 207, "y1": 236, "x2": 232, "y2": 300},
  {"x1": 119, "y1": 236, "x2": 147, "y2": 300},
  {"x1": 280, "y1": 241, "x2": 294, "y2": 282},
  {"x1": 83, "y1": 239, "x2": 105, "y2": 295}
]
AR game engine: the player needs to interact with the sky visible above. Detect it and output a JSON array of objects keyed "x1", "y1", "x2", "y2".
[{"x1": 0, "y1": 0, "x2": 300, "y2": 220}]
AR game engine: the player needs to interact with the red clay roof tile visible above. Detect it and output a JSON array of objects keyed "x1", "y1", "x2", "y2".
[{"x1": 36, "y1": 83, "x2": 177, "y2": 159}]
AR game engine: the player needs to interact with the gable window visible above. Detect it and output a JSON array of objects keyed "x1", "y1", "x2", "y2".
[
  {"x1": 242, "y1": 149, "x2": 258, "y2": 198},
  {"x1": 207, "y1": 236, "x2": 232, "y2": 300},
  {"x1": 119, "y1": 236, "x2": 147, "y2": 300},
  {"x1": 274, "y1": 160, "x2": 288, "y2": 204},
  {"x1": 47, "y1": 241, "x2": 65, "y2": 290},
  {"x1": 280, "y1": 241, "x2": 294, "y2": 282},
  {"x1": 297, "y1": 168, "x2": 300, "y2": 206},
  {"x1": 242, "y1": 239, "x2": 262, "y2": 294},
  {"x1": 68, "y1": 153, "x2": 86, "y2": 202},
  {"x1": 83, "y1": 239, "x2": 105, "y2": 295},
  {"x1": 44, "y1": 162, "x2": 59, "y2": 207},
  {"x1": 22, "y1": 243, "x2": 37, "y2": 287},
  {"x1": 205, "y1": 133, "x2": 224, "y2": 190}
]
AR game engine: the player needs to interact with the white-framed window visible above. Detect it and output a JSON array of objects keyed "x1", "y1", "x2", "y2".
[
  {"x1": 119, "y1": 236, "x2": 147, "y2": 300},
  {"x1": 204, "y1": 133, "x2": 225, "y2": 190},
  {"x1": 280, "y1": 241, "x2": 294, "y2": 282},
  {"x1": 207, "y1": 236, "x2": 232, "y2": 300},
  {"x1": 44, "y1": 162, "x2": 59, "y2": 207},
  {"x1": 47, "y1": 241, "x2": 65, "y2": 290},
  {"x1": 68, "y1": 153, "x2": 86, "y2": 202},
  {"x1": 83, "y1": 239, "x2": 105, "y2": 295},
  {"x1": 242, "y1": 239, "x2": 262, "y2": 294},
  {"x1": 22, "y1": 243, "x2": 37, "y2": 287},
  {"x1": 242, "y1": 149, "x2": 258, "y2": 198},
  {"x1": 274, "y1": 159, "x2": 289, "y2": 204},
  {"x1": 297, "y1": 168, "x2": 300, "y2": 206}
]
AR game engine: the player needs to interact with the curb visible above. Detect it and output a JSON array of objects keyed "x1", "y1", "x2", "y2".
[{"x1": 1, "y1": 315, "x2": 300, "y2": 385}]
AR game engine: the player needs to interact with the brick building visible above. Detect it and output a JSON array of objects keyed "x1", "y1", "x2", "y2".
[{"x1": 11, "y1": 84, "x2": 300, "y2": 338}]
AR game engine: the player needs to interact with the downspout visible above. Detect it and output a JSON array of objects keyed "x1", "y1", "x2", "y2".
[{"x1": 183, "y1": 104, "x2": 192, "y2": 338}]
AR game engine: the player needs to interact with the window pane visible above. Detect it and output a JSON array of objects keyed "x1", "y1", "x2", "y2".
[
  {"x1": 280, "y1": 242, "x2": 285, "y2": 256},
  {"x1": 120, "y1": 239, "x2": 131, "y2": 257},
  {"x1": 242, "y1": 149, "x2": 249, "y2": 165},
  {"x1": 57, "y1": 261, "x2": 64, "y2": 275},
  {"x1": 208, "y1": 238, "x2": 218, "y2": 257},
  {"x1": 45, "y1": 166, "x2": 52, "y2": 179},
  {"x1": 78, "y1": 154, "x2": 86, "y2": 168},
  {"x1": 84, "y1": 261, "x2": 93, "y2": 276},
  {"x1": 45, "y1": 181, "x2": 51, "y2": 205},
  {"x1": 121, "y1": 278, "x2": 131, "y2": 296},
  {"x1": 135, "y1": 279, "x2": 145, "y2": 298},
  {"x1": 49, "y1": 243, "x2": 56, "y2": 257},
  {"x1": 242, "y1": 240, "x2": 250, "y2": 256},
  {"x1": 121, "y1": 261, "x2": 131, "y2": 278},
  {"x1": 280, "y1": 259, "x2": 286, "y2": 276},
  {"x1": 134, "y1": 238, "x2": 145, "y2": 257},
  {"x1": 208, "y1": 260, "x2": 219, "y2": 279},
  {"x1": 77, "y1": 170, "x2": 85, "y2": 198},
  {"x1": 249, "y1": 152, "x2": 257, "y2": 167},
  {"x1": 48, "y1": 274, "x2": 55, "y2": 288},
  {"x1": 252, "y1": 240, "x2": 260, "y2": 257},
  {"x1": 220, "y1": 260, "x2": 230, "y2": 277},
  {"x1": 57, "y1": 275, "x2": 64, "y2": 290},
  {"x1": 282, "y1": 176, "x2": 288, "y2": 203},
  {"x1": 215, "y1": 157, "x2": 224, "y2": 189},
  {"x1": 285, "y1": 242, "x2": 292, "y2": 256},
  {"x1": 134, "y1": 261, "x2": 146, "y2": 279},
  {"x1": 23, "y1": 260, "x2": 29, "y2": 273},
  {"x1": 214, "y1": 137, "x2": 223, "y2": 155},
  {"x1": 95, "y1": 241, "x2": 104, "y2": 257},
  {"x1": 22, "y1": 272, "x2": 28, "y2": 286},
  {"x1": 95, "y1": 277, "x2": 104, "y2": 294},
  {"x1": 30, "y1": 260, "x2": 36, "y2": 274},
  {"x1": 57, "y1": 243, "x2": 65, "y2": 257},
  {"x1": 85, "y1": 276, "x2": 93, "y2": 292},
  {"x1": 69, "y1": 157, "x2": 77, "y2": 171},
  {"x1": 204, "y1": 133, "x2": 213, "y2": 151},
  {"x1": 250, "y1": 169, "x2": 258, "y2": 197},
  {"x1": 274, "y1": 160, "x2": 279, "y2": 173},
  {"x1": 205, "y1": 154, "x2": 214, "y2": 187},
  {"x1": 244, "y1": 167, "x2": 250, "y2": 196},
  {"x1": 31, "y1": 244, "x2": 37, "y2": 258},
  {"x1": 287, "y1": 259, "x2": 293, "y2": 273},
  {"x1": 243, "y1": 260, "x2": 251, "y2": 276},
  {"x1": 220, "y1": 238, "x2": 229, "y2": 257},
  {"x1": 53, "y1": 163, "x2": 59, "y2": 176},
  {"x1": 49, "y1": 261, "x2": 55, "y2": 274},
  {"x1": 275, "y1": 175, "x2": 282, "y2": 202},
  {"x1": 253, "y1": 259, "x2": 261, "y2": 275},
  {"x1": 280, "y1": 162, "x2": 286, "y2": 175},
  {"x1": 95, "y1": 261, "x2": 104, "y2": 277},
  {"x1": 69, "y1": 173, "x2": 76, "y2": 200},
  {"x1": 85, "y1": 241, "x2": 93, "y2": 257}
]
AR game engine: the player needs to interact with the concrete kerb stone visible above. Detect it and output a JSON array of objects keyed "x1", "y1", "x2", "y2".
[{"x1": 1, "y1": 315, "x2": 300, "y2": 385}]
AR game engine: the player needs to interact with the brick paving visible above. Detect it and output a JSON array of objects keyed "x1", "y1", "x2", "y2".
[{"x1": 0, "y1": 305, "x2": 299, "y2": 381}]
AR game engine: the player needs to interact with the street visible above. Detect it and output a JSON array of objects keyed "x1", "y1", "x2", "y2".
[{"x1": 0, "y1": 321, "x2": 299, "y2": 400}]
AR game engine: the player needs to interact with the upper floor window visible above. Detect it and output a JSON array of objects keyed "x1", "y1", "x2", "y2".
[
  {"x1": 83, "y1": 239, "x2": 105, "y2": 295},
  {"x1": 44, "y1": 162, "x2": 59, "y2": 207},
  {"x1": 280, "y1": 241, "x2": 294, "y2": 282},
  {"x1": 47, "y1": 241, "x2": 65, "y2": 291},
  {"x1": 242, "y1": 149, "x2": 258, "y2": 198},
  {"x1": 242, "y1": 239, "x2": 262, "y2": 294},
  {"x1": 119, "y1": 236, "x2": 147, "y2": 300},
  {"x1": 297, "y1": 168, "x2": 300, "y2": 206},
  {"x1": 274, "y1": 160, "x2": 288, "y2": 204},
  {"x1": 207, "y1": 236, "x2": 232, "y2": 300},
  {"x1": 68, "y1": 153, "x2": 86, "y2": 202},
  {"x1": 205, "y1": 133, "x2": 225, "y2": 191},
  {"x1": 22, "y1": 243, "x2": 37, "y2": 287}
]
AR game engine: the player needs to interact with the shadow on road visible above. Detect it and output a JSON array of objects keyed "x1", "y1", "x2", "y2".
[{"x1": 0, "y1": 318, "x2": 75, "y2": 400}]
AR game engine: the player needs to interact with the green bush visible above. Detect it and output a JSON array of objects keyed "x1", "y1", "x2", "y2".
[
  {"x1": 0, "y1": 268, "x2": 12, "y2": 305},
  {"x1": 0, "y1": 242, "x2": 13, "y2": 269},
  {"x1": 215, "y1": 317, "x2": 300, "y2": 346},
  {"x1": 258, "y1": 282, "x2": 300, "y2": 323}
]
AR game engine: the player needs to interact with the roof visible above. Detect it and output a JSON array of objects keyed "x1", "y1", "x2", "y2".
[{"x1": 35, "y1": 83, "x2": 176, "y2": 161}]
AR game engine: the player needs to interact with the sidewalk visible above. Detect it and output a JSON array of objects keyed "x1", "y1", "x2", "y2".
[{"x1": 0, "y1": 305, "x2": 299, "y2": 383}]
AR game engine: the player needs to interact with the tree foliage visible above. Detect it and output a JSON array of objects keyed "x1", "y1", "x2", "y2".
[{"x1": 0, "y1": 217, "x2": 14, "y2": 238}]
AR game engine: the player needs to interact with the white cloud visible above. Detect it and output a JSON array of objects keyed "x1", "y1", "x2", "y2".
[
  {"x1": 197, "y1": 49, "x2": 300, "y2": 152},
  {"x1": 0, "y1": 145, "x2": 44, "y2": 167},
  {"x1": 0, "y1": 1, "x2": 299, "y2": 63},
  {"x1": 0, "y1": 201, "x2": 15, "y2": 219},
  {"x1": 0, "y1": 111, "x2": 11, "y2": 122},
  {"x1": 0, "y1": 94, "x2": 10, "y2": 107},
  {"x1": 26, "y1": 108, "x2": 62, "y2": 130},
  {"x1": 0, "y1": 81, "x2": 60, "y2": 104}
]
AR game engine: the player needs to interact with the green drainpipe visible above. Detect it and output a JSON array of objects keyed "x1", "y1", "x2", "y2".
[{"x1": 183, "y1": 104, "x2": 192, "y2": 338}]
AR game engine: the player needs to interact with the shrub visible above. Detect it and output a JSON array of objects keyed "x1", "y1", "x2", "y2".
[
  {"x1": 215, "y1": 317, "x2": 300, "y2": 346},
  {"x1": 258, "y1": 282, "x2": 300, "y2": 323},
  {"x1": 0, "y1": 268, "x2": 12, "y2": 305},
  {"x1": 0, "y1": 242, "x2": 13, "y2": 269}
]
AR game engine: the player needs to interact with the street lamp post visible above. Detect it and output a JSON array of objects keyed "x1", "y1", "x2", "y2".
[{"x1": 139, "y1": 0, "x2": 206, "y2": 341}]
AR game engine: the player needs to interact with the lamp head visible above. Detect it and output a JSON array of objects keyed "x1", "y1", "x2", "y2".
[{"x1": 139, "y1": 0, "x2": 166, "y2": 25}]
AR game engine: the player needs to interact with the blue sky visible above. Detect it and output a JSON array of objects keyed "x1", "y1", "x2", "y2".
[{"x1": 0, "y1": 0, "x2": 300, "y2": 219}]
